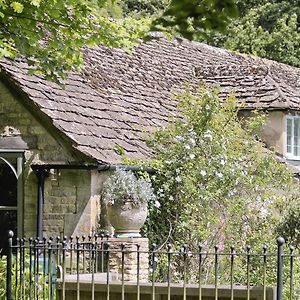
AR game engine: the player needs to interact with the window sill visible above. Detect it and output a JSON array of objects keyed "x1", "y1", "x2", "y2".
[{"x1": 285, "y1": 155, "x2": 300, "y2": 161}]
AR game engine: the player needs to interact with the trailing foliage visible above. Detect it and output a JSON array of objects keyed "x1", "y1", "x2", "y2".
[
  {"x1": 0, "y1": 0, "x2": 237, "y2": 81},
  {"x1": 0, "y1": 0, "x2": 151, "y2": 81},
  {"x1": 102, "y1": 168, "x2": 156, "y2": 207}
]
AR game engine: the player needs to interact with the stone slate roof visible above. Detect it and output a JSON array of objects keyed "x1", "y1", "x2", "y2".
[{"x1": 1, "y1": 37, "x2": 300, "y2": 164}]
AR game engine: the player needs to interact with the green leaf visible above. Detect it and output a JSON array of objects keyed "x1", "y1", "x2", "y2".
[{"x1": 10, "y1": 1, "x2": 24, "y2": 13}]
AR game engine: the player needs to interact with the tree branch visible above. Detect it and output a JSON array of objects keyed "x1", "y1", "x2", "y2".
[{"x1": 2, "y1": 12, "x2": 69, "y2": 27}]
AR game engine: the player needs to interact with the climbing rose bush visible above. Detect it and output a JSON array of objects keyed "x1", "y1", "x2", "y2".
[{"x1": 142, "y1": 86, "x2": 294, "y2": 250}]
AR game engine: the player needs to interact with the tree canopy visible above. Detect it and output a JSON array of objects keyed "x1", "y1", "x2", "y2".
[
  {"x1": 0, "y1": 0, "x2": 152, "y2": 80},
  {"x1": 201, "y1": 0, "x2": 300, "y2": 67},
  {"x1": 0, "y1": 0, "x2": 237, "y2": 81},
  {"x1": 2, "y1": 0, "x2": 298, "y2": 80},
  {"x1": 123, "y1": 0, "x2": 300, "y2": 68},
  {"x1": 140, "y1": 87, "x2": 295, "y2": 249}
]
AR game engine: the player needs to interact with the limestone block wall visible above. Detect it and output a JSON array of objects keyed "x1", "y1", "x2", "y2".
[
  {"x1": 0, "y1": 81, "x2": 98, "y2": 238},
  {"x1": 71, "y1": 171, "x2": 110, "y2": 238},
  {"x1": 92, "y1": 171, "x2": 113, "y2": 235},
  {"x1": 43, "y1": 169, "x2": 94, "y2": 237}
]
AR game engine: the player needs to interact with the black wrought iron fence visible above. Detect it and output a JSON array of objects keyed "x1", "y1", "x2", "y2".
[{"x1": 4, "y1": 231, "x2": 299, "y2": 300}]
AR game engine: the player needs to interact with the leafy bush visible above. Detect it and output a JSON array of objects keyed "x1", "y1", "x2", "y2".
[
  {"x1": 0, "y1": 255, "x2": 52, "y2": 300},
  {"x1": 143, "y1": 86, "x2": 294, "y2": 250},
  {"x1": 277, "y1": 194, "x2": 300, "y2": 247},
  {"x1": 0, "y1": 257, "x2": 6, "y2": 300},
  {"x1": 125, "y1": 86, "x2": 300, "y2": 292}
]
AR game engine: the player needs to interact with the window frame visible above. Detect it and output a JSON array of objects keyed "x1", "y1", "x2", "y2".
[
  {"x1": 286, "y1": 115, "x2": 300, "y2": 160},
  {"x1": 0, "y1": 151, "x2": 24, "y2": 237}
]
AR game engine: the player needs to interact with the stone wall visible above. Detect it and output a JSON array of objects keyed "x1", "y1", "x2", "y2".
[
  {"x1": 71, "y1": 171, "x2": 110, "y2": 238},
  {"x1": 43, "y1": 169, "x2": 94, "y2": 237},
  {"x1": 0, "y1": 81, "x2": 101, "y2": 238},
  {"x1": 57, "y1": 282, "x2": 275, "y2": 300}
]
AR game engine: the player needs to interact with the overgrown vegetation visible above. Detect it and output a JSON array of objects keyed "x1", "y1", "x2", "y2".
[
  {"x1": 128, "y1": 86, "x2": 300, "y2": 294},
  {"x1": 0, "y1": 0, "x2": 237, "y2": 81},
  {"x1": 193, "y1": 0, "x2": 300, "y2": 67},
  {"x1": 122, "y1": 0, "x2": 300, "y2": 68},
  {"x1": 277, "y1": 195, "x2": 300, "y2": 248},
  {"x1": 134, "y1": 87, "x2": 297, "y2": 252},
  {"x1": 0, "y1": 255, "x2": 52, "y2": 300}
]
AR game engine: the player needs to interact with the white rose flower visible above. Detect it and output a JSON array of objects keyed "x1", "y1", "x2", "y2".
[
  {"x1": 200, "y1": 170, "x2": 207, "y2": 176},
  {"x1": 175, "y1": 176, "x2": 182, "y2": 183},
  {"x1": 203, "y1": 131, "x2": 213, "y2": 141},
  {"x1": 154, "y1": 200, "x2": 161, "y2": 208},
  {"x1": 190, "y1": 138, "x2": 196, "y2": 145},
  {"x1": 216, "y1": 172, "x2": 223, "y2": 179},
  {"x1": 189, "y1": 153, "x2": 195, "y2": 159},
  {"x1": 260, "y1": 207, "x2": 268, "y2": 218}
]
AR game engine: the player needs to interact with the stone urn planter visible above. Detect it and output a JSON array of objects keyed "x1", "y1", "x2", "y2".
[
  {"x1": 102, "y1": 168, "x2": 155, "y2": 238},
  {"x1": 107, "y1": 200, "x2": 147, "y2": 237}
]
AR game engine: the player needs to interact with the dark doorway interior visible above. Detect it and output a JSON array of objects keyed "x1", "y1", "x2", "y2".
[{"x1": 0, "y1": 161, "x2": 18, "y2": 255}]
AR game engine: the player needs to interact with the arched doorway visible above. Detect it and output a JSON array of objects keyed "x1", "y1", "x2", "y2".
[{"x1": 0, "y1": 152, "x2": 23, "y2": 255}]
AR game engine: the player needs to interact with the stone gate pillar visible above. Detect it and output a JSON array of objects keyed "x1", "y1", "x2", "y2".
[{"x1": 107, "y1": 237, "x2": 149, "y2": 282}]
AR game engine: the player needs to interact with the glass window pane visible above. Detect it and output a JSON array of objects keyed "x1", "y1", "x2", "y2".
[
  {"x1": 0, "y1": 162, "x2": 17, "y2": 206},
  {"x1": 294, "y1": 118, "x2": 300, "y2": 156},
  {"x1": 287, "y1": 118, "x2": 292, "y2": 153}
]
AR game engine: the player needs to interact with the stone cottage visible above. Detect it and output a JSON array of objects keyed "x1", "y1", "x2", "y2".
[{"x1": 1, "y1": 36, "x2": 300, "y2": 252}]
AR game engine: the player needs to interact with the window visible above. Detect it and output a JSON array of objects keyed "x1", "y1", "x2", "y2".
[
  {"x1": 286, "y1": 115, "x2": 300, "y2": 158},
  {"x1": 0, "y1": 152, "x2": 23, "y2": 254}
]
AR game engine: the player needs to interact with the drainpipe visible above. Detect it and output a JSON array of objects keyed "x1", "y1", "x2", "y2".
[
  {"x1": 30, "y1": 163, "x2": 155, "y2": 173},
  {"x1": 34, "y1": 168, "x2": 49, "y2": 240},
  {"x1": 97, "y1": 164, "x2": 155, "y2": 174}
]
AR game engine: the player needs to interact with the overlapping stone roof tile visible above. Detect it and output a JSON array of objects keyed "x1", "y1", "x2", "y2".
[{"x1": 1, "y1": 37, "x2": 300, "y2": 164}]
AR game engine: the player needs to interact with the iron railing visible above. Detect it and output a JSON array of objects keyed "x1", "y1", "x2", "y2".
[{"x1": 4, "y1": 232, "x2": 300, "y2": 300}]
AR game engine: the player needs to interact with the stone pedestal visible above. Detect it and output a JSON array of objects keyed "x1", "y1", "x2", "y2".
[{"x1": 108, "y1": 237, "x2": 149, "y2": 282}]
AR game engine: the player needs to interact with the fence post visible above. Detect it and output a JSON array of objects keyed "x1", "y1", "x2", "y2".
[
  {"x1": 6, "y1": 231, "x2": 14, "y2": 300},
  {"x1": 277, "y1": 237, "x2": 285, "y2": 300}
]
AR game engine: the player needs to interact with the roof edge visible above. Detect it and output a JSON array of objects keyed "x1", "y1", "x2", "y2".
[{"x1": 0, "y1": 67, "x2": 97, "y2": 164}]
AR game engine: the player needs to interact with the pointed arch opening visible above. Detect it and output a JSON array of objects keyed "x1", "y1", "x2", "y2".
[{"x1": 0, "y1": 152, "x2": 23, "y2": 255}]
